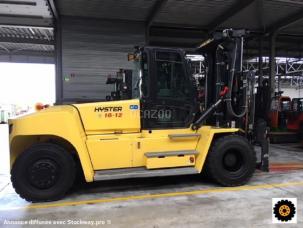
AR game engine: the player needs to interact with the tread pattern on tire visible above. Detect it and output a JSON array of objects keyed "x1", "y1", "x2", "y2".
[
  {"x1": 11, "y1": 143, "x2": 76, "y2": 202},
  {"x1": 204, "y1": 134, "x2": 256, "y2": 187}
]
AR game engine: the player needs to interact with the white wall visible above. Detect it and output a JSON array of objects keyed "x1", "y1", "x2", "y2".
[
  {"x1": 281, "y1": 88, "x2": 303, "y2": 98},
  {"x1": 0, "y1": 63, "x2": 55, "y2": 175},
  {"x1": 0, "y1": 124, "x2": 9, "y2": 175},
  {"x1": 0, "y1": 63, "x2": 55, "y2": 106}
]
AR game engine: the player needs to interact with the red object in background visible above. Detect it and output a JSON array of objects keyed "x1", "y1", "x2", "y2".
[
  {"x1": 270, "y1": 163, "x2": 303, "y2": 172},
  {"x1": 287, "y1": 115, "x2": 303, "y2": 131},
  {"x1": 287, "y1": 98, "x2": 303, "y2": 131},
  {"x1": 268, "y1": 96, "x2": 291, "y2": 129}
]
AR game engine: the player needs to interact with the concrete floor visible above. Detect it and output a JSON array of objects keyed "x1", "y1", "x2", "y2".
[{"x1": 0, "y1": 144, "x2": 303, "y2": 227}]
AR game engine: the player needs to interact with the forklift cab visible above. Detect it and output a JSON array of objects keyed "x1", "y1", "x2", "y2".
[
  {"x1": 131, "y1": 47, "x2": 197, "y2": 130},
  {"x1": 287, "y1": 98, "x2": 303, "y2": 133},
  {"x1": 269, "y1": 95, "x2": 291, "y2": 130},
  {"x1": 292, "y1": 98, "x2": 303, "y2": 113}
]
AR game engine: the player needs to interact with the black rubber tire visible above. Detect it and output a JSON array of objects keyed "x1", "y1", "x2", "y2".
[
  {"x1": 204, "y1": 135, "x2": 256, "y2": 186},
  {"x1": 201, "y1": 162, "x2": 213, "y2": 180},
  {"x1": 11, "y1": 143, "x2": 76, "y2": 202}
]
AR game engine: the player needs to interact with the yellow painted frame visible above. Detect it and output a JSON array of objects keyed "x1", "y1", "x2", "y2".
[
  {"x1": 9, "y1": 100, "x2": 240, "y2": 183},
  {"x1": 9, "y1": 105, "x2": 94, "y2": 182}
]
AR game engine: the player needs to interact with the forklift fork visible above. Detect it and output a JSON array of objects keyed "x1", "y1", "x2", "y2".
[{"x1": 255, "y1": 119, "x2": 269, "y2": 172}]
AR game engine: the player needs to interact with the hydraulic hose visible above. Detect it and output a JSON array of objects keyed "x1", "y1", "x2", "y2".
[
  {"x1": 192, "y1": 86, "x2": 229, "y2": 130},
  {"x1": 215, "y1": 45, "x2": 224, "y2": 101},
  {"x1": 225, "y1": 40, "x2": 247, "y2": 118}
]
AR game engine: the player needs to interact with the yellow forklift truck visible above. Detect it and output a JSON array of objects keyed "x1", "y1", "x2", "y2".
[{"x1": 9, "y1": 29, "x2": 268, "y2": 202}]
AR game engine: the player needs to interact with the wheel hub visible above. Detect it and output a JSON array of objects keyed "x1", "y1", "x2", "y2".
[
  {"x1": 224, "y1": 153, "x2": 237, "y2": 167},
  {"x1": 28, "y1": 159, "x2": 59, "y2": 189},
  {"x1": 223, "y1": 150, "x2": 243, "y2": 172}
]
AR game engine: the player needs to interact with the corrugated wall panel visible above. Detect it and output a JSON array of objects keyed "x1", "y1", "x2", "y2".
[
  {"x1": 58, "y1": 0, "x2": 155, "y2": 21},
  {"x1": 156, "y1": 0, "x2": 237, "y2": 26},
  {"x1": 61, "y1": 17, "x2": 145, "y2": 101}
]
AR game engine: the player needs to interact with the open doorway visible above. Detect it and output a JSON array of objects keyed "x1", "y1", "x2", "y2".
[{"x1": 0, "y1": 63, "x2": 55, "y2": 175}]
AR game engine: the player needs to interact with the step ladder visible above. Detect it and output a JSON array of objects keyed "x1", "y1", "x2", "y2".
[{"x1": 94, "y1": 167, "x2": 199, "y2": 181}]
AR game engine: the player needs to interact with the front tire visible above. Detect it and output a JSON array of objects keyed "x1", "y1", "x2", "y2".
[
  {"x1": 205, "y1": 135, "x2": 256, "y2": 186},
  {"x1": 11, "y1": 143, "x2": 76, "y2": 202}
]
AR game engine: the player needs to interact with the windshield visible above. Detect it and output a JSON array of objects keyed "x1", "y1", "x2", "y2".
[
  {"x1": 132, "y1": 58, "x2": 141, "y2": 99},
  {"x1": 132, "y1": 52, "x2": 148, "y2": 99}
]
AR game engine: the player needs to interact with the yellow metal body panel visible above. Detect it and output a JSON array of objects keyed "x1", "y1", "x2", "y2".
[
  {"x1": 74, "y1": 99, "x2": 140, "y2": 135},
  {"x1": 86, "y1": 134, "x2": 135, "y2": 170},
  {"x1": 84, "y1": 128, "x2": 200, "y2": 170},
  {"x1": 194, "y1": 126, "x2": 239, "y2": 172},
  {"x1": 9, "y1": 97, "x2": 240, "y2": 183},
  {"x1": 9, "y1": 105, "x2": 94, "y2": 182},
  {"x1": 133, "y1": 128, "x2": 199, "y2": 167},
  {"x1": 77, "y1": 99, "x2": 141, "y2": 170},
  {"x1": 145, "y1": 155, "x2": 195, "y2": 169}
]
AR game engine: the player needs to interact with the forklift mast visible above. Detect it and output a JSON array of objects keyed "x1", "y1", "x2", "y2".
[
  {"x1": 129, "y1": 29, "x2": 253, "y2": 131},
  {"x1": 196, "y1": 30, "x2": 248, "y2": 125}
]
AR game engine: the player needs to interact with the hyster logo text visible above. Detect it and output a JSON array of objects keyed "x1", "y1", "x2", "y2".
[{"x1": 94, "y1": 106, "x2": 122, "y2": 112}]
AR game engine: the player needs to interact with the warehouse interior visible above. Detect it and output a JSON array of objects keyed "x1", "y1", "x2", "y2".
[
  {"x1": 1, "y1": 0, "x2": 303, "y2": 102},
  {"x1": 1, "y1": 0, "x2": 303, "y2": 227}
]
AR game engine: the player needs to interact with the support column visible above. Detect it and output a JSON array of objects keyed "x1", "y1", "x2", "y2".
[
  {"x1": 54, "y1": 18, "x2": 63, "y2": 104},
  {"x1": 269, "y1": 32, "x2": 277, "y2": 99},
  {"x1": 145, "y1": 0, "x2": 168, "y2": 45},
  {"x1": 145, "y1": 26, "x2": 150, "y2": 45},
  {"x1": 258, "y1": 37, "x2": 263, "y2": 85},
  {"x1": 47, "y1": 0, "x2": 62, "y2": 104}
]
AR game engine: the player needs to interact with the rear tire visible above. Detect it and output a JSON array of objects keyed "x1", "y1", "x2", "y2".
[
  {"x1": 11, "y1": 143, "x2": 76, "y2": 202},
  {"x1": 204, "y1": 135, "x2": 256, "y2": 186}
]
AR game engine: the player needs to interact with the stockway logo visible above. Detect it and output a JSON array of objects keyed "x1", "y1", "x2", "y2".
[{"x1": 272, "y1": 198, "x2": 297, "y2": 224}]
